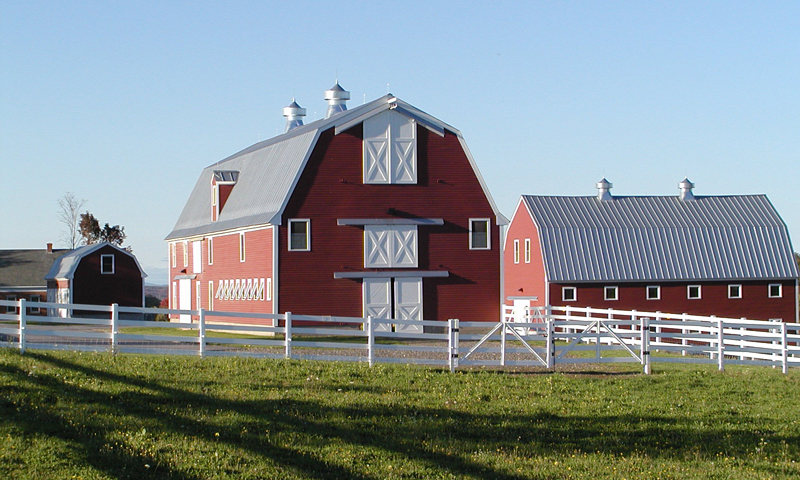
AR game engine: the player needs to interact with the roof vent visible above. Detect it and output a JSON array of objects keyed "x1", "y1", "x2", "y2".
[
  {"x1": 324, "y1": 82, "x2": 350, "y2": 118},
  {"x1": 596, "y1": 178, "x2": 613, "y2": 201},
  {"x1": 282, "y1": 100, "x2": 306, "y2": 132},
  {"x1": 679, "y1": 177, "x2": 695, "y2": 201}
]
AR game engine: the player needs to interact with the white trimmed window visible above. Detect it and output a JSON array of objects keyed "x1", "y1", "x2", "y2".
[
  {"x1": 239, "y1": 233, "x2": 246, "y2": 262},
  {"x1": 208, "y1": 281, "x2": 214, "y2": 310},
  {"x1": 100, "y1": 255, "x2": 115, "y2": 274},
  {"x1": 524, "y1": 239, "x2": 531, "y2": 263},
  {"x1": 562, "y1": 286, "x2": 576, "y2": 302},
  {"x1": 687, "y1": 285, "x2": 701, "y2": 300},
  {"x1": 365, "y1": 225, "x2": 418, "y2": 268},
  {"x1": 196, "y1": 281, "x2": 201, "y2": 310},
  {"x1": 289, "y1": 219, "x2": 311, "y2": 251},
  {"x1": 469, "y1": 219, "x2": 490, "y2": 250},
  {"x1": 769, "y1": 284, "x2": 782, "y2": 298},
  {"x1": 207, "y1": 237, "x2": 214, "y2": 265},
  {"x1": 182, "y1": 241, "x2": 188, "y2": 267},
  {"x1": 604, "y1": 286, "x2": 618, "y2": 301},
  {"x1": 363, "y1": 110, "x2": 417, "y2": 184},
  {"x1": 646, "y1": 285, "x2": 661, "y2": 300},
  {"x1": 266, "y1": 278, "x2": 272, "y2": 301},
  {"x1": 171, "y1": 243, "x2": 176, "y2": 268},
  {"x1": 6, "y1": 295, "x2": 17, "y2": 313},
  {"x1": 513, "y1": 239, "x2": 520, "y2": 264},
  {"x1": 728, "y1": 284, "x2": 742, "y2": 299},
  {"x1": 192, "y1": 241, "x2": 202, "y2": 273},
  {"x1": 30, "y1": 295, "x2": 41, "y2": 314}
]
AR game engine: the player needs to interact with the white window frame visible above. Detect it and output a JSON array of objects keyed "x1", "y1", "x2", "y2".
[
  {"x1": 562, "y1": 286, "x2": 577, "y2": 302},
  {"x1": 6, "y1": 295, "x2": 17, "y2": 313},
  {"x1": 192, "y1": 240, "x2": 202, "y2": 273},
  {"x1": 513, "y1": 239, "x2": 520, "y2": 264},
  {"x1": 196, "y1": 281, "x2": 201, "y2": 310},
  {"x1": 100, "y1": 254, "x2": 115, "y2": 274},
  {"x1": 524, "y1": 238, "x2": 531, "y2": 263},
  {"x1": 171, "y1": 243, "x2": 176, "y2": 268},
  {"x1": 182, "y1": 241, "x2": 188, "y2": 267},
  {"x1": 207, "y1": 237, "x2": 214, "y2": 265},
  {"x1": 646, "y1": 285, "x2": 661, "y2": 300},
  {"x1": 687, "y1": 285, "x2": 702, "y2": 300},
  {"x1": 604, "y1": 286, "x2": 618, "y2": 301},
  {"x1": 768, "y1": 283, "x2": 783, "y2": 298},
  {"x1": 469, "y1": 218, "x2": 491, "y2": 250},
  {"x1": 288, "y1": 219, "x2": 311, "y2": 251},
  {"x1": 728, "y1": 284, "x2": 742, "y2": 299},
  {"x1": 208, "y1": 281, "x2": 214, "y2": 310},
  {"x1": 239, "y1": 232, "x2": 246, "y2": 262},
  {"x1": 30, "y1": 295, "x2": 41, "y2": 314},
  {"x1": 266, "y1": 278, "x2": 272, "y2": 301}
]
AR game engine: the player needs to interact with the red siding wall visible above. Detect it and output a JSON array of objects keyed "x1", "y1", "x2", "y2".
[
  {"x1": 72, "y1": 245, "x2": 143, "y2": 307},
  {"x1": 549, "y1": 280, "x2": 797, "y2": 321},
  {"x1": 504, "y1": 201, "x2": 547, "y2": 307},
  {"x1": 277, "y1": 126, "x2": 501, "y2": 322}
]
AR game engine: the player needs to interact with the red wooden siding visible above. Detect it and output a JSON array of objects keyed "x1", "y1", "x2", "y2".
[
  {"x1": 504, "y1": 202, "x2": 547, "y2": 306},
  {"x1": 277, "y1": 125, "x2": 501, "y2": 322},
  {"x1": 549, "y1": 281, "x2": 797, "y2": 321},
  {"x1": 72, "y1": 245, "x2": 143, "y2": 307}
]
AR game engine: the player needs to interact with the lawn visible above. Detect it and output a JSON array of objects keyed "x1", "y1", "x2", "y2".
[{"x1": 1, "y1": 349, "x2": 799, "y2": 479}]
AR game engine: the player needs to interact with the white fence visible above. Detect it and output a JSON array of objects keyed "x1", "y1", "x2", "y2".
[{"x1": 1, "y1": 299, "x2": 799, "y2": 374}]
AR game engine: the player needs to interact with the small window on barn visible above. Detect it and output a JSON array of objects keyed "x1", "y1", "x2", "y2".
[
  {"x1": 207, "y1": 237, "x2": 214, "y2": 265},
  {"x1": 101, "y1": 255, "x2": 115, "y2": 274},
  {"x1": 562, "y1": 287, "x2": 576, "y2": 302},
  {"x1": 30, "y1": 295, "x2": 41, "y2": 314},
  {"x1": 769, "y1": 284, "x2": 782, "y2": 298},
  {"x1": 524, "y1": 239, "x2": 531, "y2": 263},
  {"x1": 171, "y1": 243, "x2": 176, "y2": 268},
  {"x1": 513, "y1": 239, "x2": 520, "y2": 264},
  {"x1": 728, "y1": 284, "x2": 742, "y2": 299},
  {"x1": 687, "y1": 285, "x2": 701, "y2": 300},
  {"x1": 6, "y1": 295, "x2": 17, "y2": 314},
  {"x1": 239, "y1": 233, "x2": 246, "y2": 262},
  {"x1": 604, "y1": 286, "x2": 618, "y2": 301},
  {"x1": 289, "y1": 219, "x2": 310, "y2": 251},
  {"x1": 470, "y1": 219, "x2": 490, "y2": 250},
  {"x1": 646, "y1": 285, "x2": 660, "y2": 300},
  {"x1": 183, "y1": 241, "x2": 189, "y2": 267}
]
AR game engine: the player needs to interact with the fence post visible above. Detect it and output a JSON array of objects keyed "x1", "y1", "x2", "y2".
[
  {"x1": 198, "y1": 308, "x2": 206, "y2": 358},
  {"x1": 367, "y1": 316, "x2": 374, "y2": 367},
  {"x1": 716, "y1": 316, "x2": 725, "y2": 372},
  {"x1": 546, "y1": 317, "x2": 555, "y2": 369},
  {"x1": 681, "y1": 313, "x2": 688, "y2": 356},
  {"x1": 782, "y1": 322, "x2": 789, "y2": 374},
  {"x1": 111, "y1": 303, "x2": 119, "y2": 354},
  {"x1": 284, "y1": 312, "x2": 292, "y2": 359},
  {"x1": 500, "y1": 317, "x2": 507, "y2": 367},
  {"x1": 641, "y1": 316, "x2": 651, "y2": 375},
  {"x1": 18, "y1": 299, "x2": 26, "y2": 355}
]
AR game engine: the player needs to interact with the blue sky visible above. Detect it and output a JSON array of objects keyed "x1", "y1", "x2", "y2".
[{"x1": 2, "y1": 1, "x2": 799, "y2": 285}]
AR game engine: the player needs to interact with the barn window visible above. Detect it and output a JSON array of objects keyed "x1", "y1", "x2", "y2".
[
  {"x1": 646, "y1": 285, "x2": 660, "y2": 300},
  {"x1": 513, "y1": 240, "x2": 520, "y2": 263},
  {"x1": 687, "y1": 285, "x2": 701, "y2": 299},
  {"x1": 171, "y1": 243, "x2": 176, "y2": 268},
  {"x1": 239, "y1": 233, "x2": 246, "y2": 262},
  {"x1": 30, "y1": 295, "x2": 41, "y2": 314},
  {"x1": 364, "y1": 225, "x2": 418, "y2": 268},
  {"x1": 524, "y1": 239, "x2": 531, "y2": 263},
  {"x1": 288, "y1": 219, "x2": 311, "y2": 251},
  {"x1": 604, "y1": 286, "x2": 618, "y2": 301},
  {"x1": 100, "y1": 255, "x2": 115, "y2": 274},
  {"x1": 470, "y1": 219, "x2": 490, "y2": 250},
  {"x1": 562, "y1": 287, "x2": 576, "y2": 302},
  {"x1": 207, "y1": 237, "x2": 214, "y2": 265},
  {"x1": 363, "y1": 110, "x2": 417, "y2": 184},
  {"x1": 769, "y1": 284, "x2": 782, "y2": 298},
  {"x1": 6, "y1": 295, "x2": 17, "y2": 313},
  {"x1": 208, "y1": 281, "x2": 214, "y2": 310},
  {"x1": 728, "y1": 284, "x2": 742, "y2": 299},
  {"x1": 182, "y1": 241, "x2": 188, "y2": 267}
]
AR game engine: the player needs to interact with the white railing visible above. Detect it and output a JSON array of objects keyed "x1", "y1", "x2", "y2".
[{"x1": 1, "y1": 299, "x2": 799, "y2": 374}]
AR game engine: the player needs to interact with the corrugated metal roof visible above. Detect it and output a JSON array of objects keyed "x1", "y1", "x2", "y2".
[
  {"x1": 166, "y1": 95, "x2": 504, "y2": 240},
  {"x1": 522, "y1": 194, "x2": 799, "y2": 282},
  {"x1": 45, "y1": 243, "x2": 147, "y2": 280}
]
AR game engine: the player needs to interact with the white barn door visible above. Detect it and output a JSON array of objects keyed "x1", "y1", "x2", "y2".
[
  {"x1": 394, "y1": 277, "x2": 423, "y2": 333},
  {"x1": 178, "y1": 279, "x2": 192, "y2": 324},
  {"x1": 363, "y1": 278, "x2": 392, "y2": 332}
]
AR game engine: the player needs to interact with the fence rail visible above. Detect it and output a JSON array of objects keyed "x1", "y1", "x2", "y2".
[{"x1": 1, "y1": 299, "x2": 799, "y2": 373}]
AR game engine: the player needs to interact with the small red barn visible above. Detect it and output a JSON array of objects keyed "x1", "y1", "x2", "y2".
[
  {"x1": 505, "y1": 178, "x2": 799, "y2": 322},
  {"x1": 45, "y1": 242, "x2": 147, "y2": 314},
  {"x1": 166, "y1": 84, "x2": 506, "y2": 329}
]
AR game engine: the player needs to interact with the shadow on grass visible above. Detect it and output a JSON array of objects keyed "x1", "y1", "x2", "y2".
[{"x1": 2, "y1": 351, "x2": 798, "y2": 479}]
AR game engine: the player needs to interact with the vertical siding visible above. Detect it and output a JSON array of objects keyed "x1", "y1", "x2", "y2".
[{"x1": 278, "y1": 125, "x2": 501, "y2": 322}]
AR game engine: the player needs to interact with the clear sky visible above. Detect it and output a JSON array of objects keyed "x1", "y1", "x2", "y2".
[{"x1": 2, "y1": 1, "x2": 798, "y2": 285}]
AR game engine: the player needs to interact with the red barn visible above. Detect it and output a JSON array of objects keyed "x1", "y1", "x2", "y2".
[
  {"x1": 45, "y1": 242, "x2": 147, "y2": 314},
  {"x1": 166, "y1": 84, "x2": 506, "y2": 330},
  {"x1": 505, "y1": 178, "x2": 799, "y2": 322}
]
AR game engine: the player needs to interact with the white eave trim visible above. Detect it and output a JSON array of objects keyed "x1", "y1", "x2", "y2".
[
  {"x1": 333, "y1": 270, "x2": 450, "y2": 279},
  {"x1": 337, "y1": 218, "x2": 444, "y2": 226}
]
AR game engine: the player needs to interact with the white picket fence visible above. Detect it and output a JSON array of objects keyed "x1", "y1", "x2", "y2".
[{"x1": 1, "y1": 299, "x2": 799, "y2": 374}]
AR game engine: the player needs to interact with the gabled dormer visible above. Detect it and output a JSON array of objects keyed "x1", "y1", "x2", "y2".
[{"x1": 211, "y1": 170, "x2": 239, "y2": 221}]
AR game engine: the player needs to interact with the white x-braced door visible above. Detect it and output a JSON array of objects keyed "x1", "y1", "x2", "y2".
[
  {"x1": 394, "y1": 277, "x2": 423, "y2": 333},
  {"x1": 364, "y1": 225, "x2": 417, "y2": 268},
  {"x1": 363, "y1": 278, "x2": 392, "y2": 332}
]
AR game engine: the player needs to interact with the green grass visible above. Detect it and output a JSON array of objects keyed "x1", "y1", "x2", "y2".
[{"x1": 2, "y1": 349, "x2": 800, "y2": 479}]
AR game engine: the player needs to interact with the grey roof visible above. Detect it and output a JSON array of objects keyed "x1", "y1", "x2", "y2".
[
  {"x1": 166, "y1": 95, "x2": 505, "y2": 240},
  {"x1": 521, "y1": 194, "x2": 799, "y2": 282},
  {"x1": 45, "y1": 243, "x2": 147, "y2": 280},
  {"x1": 0, "y1": 248, "x2": 70, "y2": 288}
]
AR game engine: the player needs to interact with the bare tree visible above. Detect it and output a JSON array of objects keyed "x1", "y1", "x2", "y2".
[{"x1": 57, "y1": 192, "x2": 86, "y2": 249}]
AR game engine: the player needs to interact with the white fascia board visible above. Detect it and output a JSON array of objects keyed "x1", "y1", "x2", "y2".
[{"x1": 167, "y1": 224, "x2": 274, "y2": 243}]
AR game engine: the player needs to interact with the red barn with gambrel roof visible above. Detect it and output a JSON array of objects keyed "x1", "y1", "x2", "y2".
[{"x1": 166, "y1": 84, "x2": 506, "y2": 330}]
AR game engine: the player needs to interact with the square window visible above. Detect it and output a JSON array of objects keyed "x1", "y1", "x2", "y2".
[
  {"x1": 101, "y1": 255, "x2": 115, "y2": 274},
  {"x1": 728, "y1": 284, "x2": 742, "y2": 299},
  {"x1": 289, "y1": 219, "x2": 310, "y2": 251},
  {"x1": 470, "y1": 219, "x2": 490, "y2": 250},
  {"x1": 769, "y1": 284, "x2": 782, "y2": 298},
  {"x1": 604, "y1": 286, "x2": 618, "y2": 301},
  {"x1": 646, "y1": 285, "x2": 661, "y2": 300},
  {"x1": 562, "y1": 286, "x2": 576, "y2": 302},
  {"x1": 687, "y1": 285, "x2": 701, "y2": 299}
]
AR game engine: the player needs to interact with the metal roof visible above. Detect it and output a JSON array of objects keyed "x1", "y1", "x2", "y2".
[
  {"x1": 166, "y1": 95, "x2": 505, "y2": 240},
  {"x1": 45, "y1": 243, "x2": 147, "y2": 281},
  {"x1": 521, "y1": 194, "x2": 799, "y2": 282}
]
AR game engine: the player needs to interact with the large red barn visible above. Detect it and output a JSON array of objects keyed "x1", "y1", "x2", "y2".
[{"x1": 166, "y1": 84, "x2": 507, "y2": 330}]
